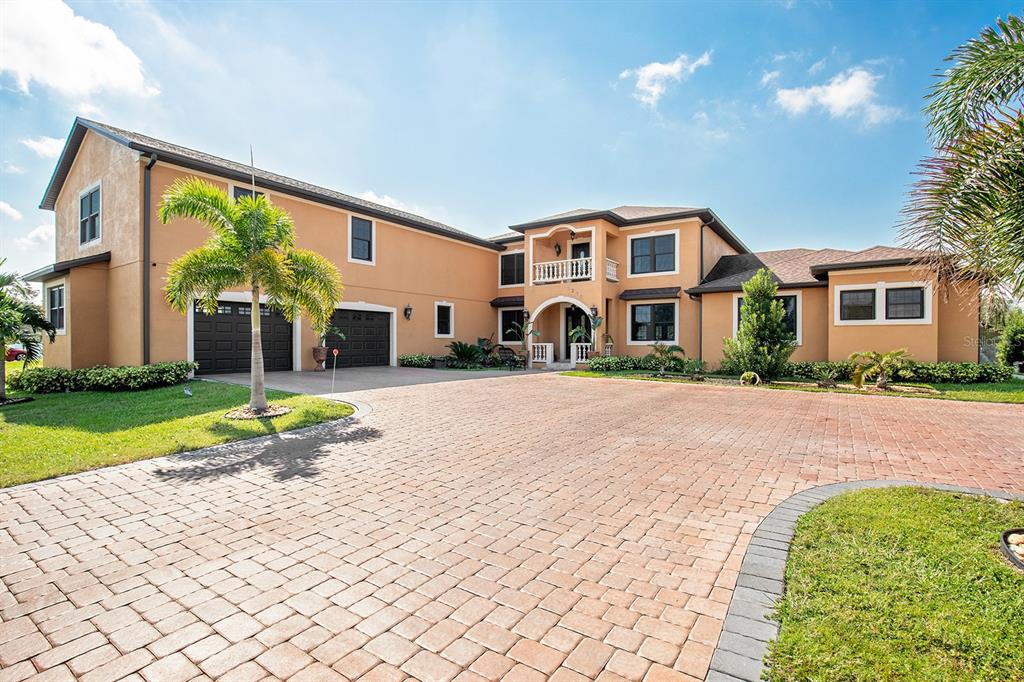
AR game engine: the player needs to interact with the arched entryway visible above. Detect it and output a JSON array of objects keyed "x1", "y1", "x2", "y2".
[{"x1": 528, "y1": 296, "x2": 596, "y2": 367}]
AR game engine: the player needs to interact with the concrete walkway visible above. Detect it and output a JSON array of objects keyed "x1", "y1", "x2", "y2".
[{"x1": 1, "y1": 374, "x2": 1021, "y2": 680}]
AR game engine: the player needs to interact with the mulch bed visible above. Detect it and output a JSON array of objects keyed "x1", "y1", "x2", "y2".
[{"x1": 224, "y1": 404, "x2": 292, "y2": 420}]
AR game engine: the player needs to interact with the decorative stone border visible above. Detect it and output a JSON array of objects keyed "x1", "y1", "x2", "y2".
[{"x1": 707, "y1": 479, "x2": 1024, "y2": 682}]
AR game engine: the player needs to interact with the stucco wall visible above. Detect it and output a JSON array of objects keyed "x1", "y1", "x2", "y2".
[
  {"x1": 701, "y1": 225, "x2": 738, "y2": 277},
  {"x1": 937, "y1": 280, "x2": 980, "y2": 362},
  {"x1": 68, "y1": 264, "x2": 109, "y2": 368}
]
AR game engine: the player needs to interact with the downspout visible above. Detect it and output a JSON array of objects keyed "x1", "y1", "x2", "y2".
[
  {"x1": 697, "y1": 223, "x2": 705, "y2": 361},
  {"x1": 142, "y1": 152, "x2": 158, "y2": 364}
]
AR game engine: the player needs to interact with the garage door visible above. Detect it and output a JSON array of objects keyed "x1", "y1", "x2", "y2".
[
  {"x1": 193, "y1": 301, "x2": 292, "y2": 375},
  {"x1": 327, "y1": 309, "x2": 390, "y2": 367}
]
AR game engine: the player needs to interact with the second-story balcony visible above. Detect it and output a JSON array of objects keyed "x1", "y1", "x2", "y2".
[{"x1": 531, "y1": 257, "x2": 620, "y2": 284}]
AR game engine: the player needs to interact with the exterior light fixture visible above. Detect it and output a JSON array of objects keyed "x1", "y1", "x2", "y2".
[
  {"x1": 403, "y1": 304, "x2": 413, "y2": 320},
  {"x1": 523, "y1": 309, "x2": 530, "y2": 321},
  {"x1": 569, "y1": 230, "x2": 577, "y2": 240},
  {"x1": 590, "y1": 305, "x2": 598, "y2": 317},
  {"x1": 554, "y1": 243, "x2": 562, "y2": 256}
]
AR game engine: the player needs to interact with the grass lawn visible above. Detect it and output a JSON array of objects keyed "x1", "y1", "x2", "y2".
[
  {"x1": 0, "y1": 380, "x2": 353, "y2": 488},
  {"x1": 766, "y1": 487, "x2": 1024, "y2": 682},
  {"x1": 561, "y1": 370, "x2": 1024, "y2": 403}
]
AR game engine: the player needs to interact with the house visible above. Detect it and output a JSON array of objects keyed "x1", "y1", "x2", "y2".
[{"x1": 26, "y1": 118, "x2": 980, "y2": 374}]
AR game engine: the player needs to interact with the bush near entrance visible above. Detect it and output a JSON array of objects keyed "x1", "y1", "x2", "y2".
[
  {"x1": 587, "y1": 354, "x2": 704, "y2": 373},
  {"x1": 786, "y1": 359, "x2": 1012, "y2": 384},
  {"x1": 8, "y1": 361, "x2": 196, "y2": 393}
]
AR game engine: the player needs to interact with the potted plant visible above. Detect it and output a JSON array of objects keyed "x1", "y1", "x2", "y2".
[
  {"x1": 569, "y1": 313, "x2": 605, "y2": 359},
  {"x1": 312, "y1": 324, "x2": 345, "y2": 372},
  {"x1": 602, "y1": 332, "x2": 614, "y2": 356}
]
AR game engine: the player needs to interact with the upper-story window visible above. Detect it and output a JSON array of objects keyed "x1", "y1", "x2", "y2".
[
  {"x1": 885, "y1": 287, "x2": 925, "y2": 320},
  {"x1": 500, "y1": 252, "x2": 524, "y2": 286},
  {"x1": 47, "y1": 285, "x2": 65, "y2": 331},
  {"x1": 232, "y1": 186, "x2": 264, "y2": 200},
  {"x1": 839, "y1": 290, "x2": 876, "y2": 321},
  {"x1": 629, "y1": 232, "x2": 676, "y2": 276},
  {"x1": 349, "y1": 216, "x2": 375, "y2": 264},
  {"x1": 80, "y1": 186, "x2": 100, "y2": 244}
]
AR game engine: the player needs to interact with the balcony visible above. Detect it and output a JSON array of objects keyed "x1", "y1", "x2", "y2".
[{"x1": 532, "y1": 256, "x2": 592, "y2": 284}]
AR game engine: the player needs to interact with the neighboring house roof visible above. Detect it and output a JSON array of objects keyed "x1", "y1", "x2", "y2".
[
  {"x1": 488, "y1": 231, "x2": 525, "y2": 244},
  {"x1": 619, "y1": 287, "x2": 682, "y2": 301},
  {"x1": 39, "y1": 118, "x2": 503, "y2": 251},
  {"x1": 24, "y1": 252, "x2": 111, "y2": 282},
  {"x1": 490, "y1": 295, "x2": 524, "y2": 307},
  {"x1": 807, "y1": 245, "x2": 924, "y2": 276},
  {"x1": 508, "y1": 205, "x2": 749, "y2": 255}
]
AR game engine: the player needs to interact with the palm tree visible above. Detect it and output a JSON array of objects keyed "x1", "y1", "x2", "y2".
[
  {"x1": 0, "y1": 259, "x2": 55, "y2": 402},
  {"x1": 160, "y1": 178, "x2": 343, "y2": 412},
  {"x1": 899, "y1": 14, "x2": 1024, "y2": 295},
  {"x1": 646, "y1": 341, "x2": 685, "y2": 377},
  {"x1": 849, "y1": 349, "x2": 910, "y2": 390}
]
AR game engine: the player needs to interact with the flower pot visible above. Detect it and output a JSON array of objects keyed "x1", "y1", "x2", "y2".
[
  {"x1": 432, "y1": 356, "x2": 447, "y2": 369},
  {"x1": 603, "y1": 343, "x2": 613, "y2": 356},
  {"x1": 312, "y1": 346, "x2": 328, "y2": 372}
]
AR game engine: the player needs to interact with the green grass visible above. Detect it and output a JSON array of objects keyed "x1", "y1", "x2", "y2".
[
  {"x1": 766, "y1": 487, "x2": 1024, "y2": 682},
  {"x1": 560, "y1": 370, "x2": 1024, "y2": 403},
  {"x1": 0, "y1": 380, "x2": 353, "y2": 488}
]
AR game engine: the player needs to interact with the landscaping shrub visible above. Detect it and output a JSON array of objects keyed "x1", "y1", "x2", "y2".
[
  {"x1": 996, "y1": 309, "x2": 1024, "y2": 367},
  {"x1": 8, "y1": 361, "x2": 197, "y2": 394},
  {"x1": 721, "y1": 268, "x2": 797, "y2": 382},
  {"x1": 587, "y1": 354, "x2": 704, "y2": 374},
  {"x1": 398, "y1": 353, "x2": 433, "y2": 368},
  {"x1": 446, "y1": 341, "x2": 485, "y2": 369},
  {"x1": 784, "y1": 359, "x2": 1012, "y2": 384}
]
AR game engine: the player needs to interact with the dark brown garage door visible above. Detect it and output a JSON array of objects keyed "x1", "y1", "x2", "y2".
[
  {"x1": 326, "y1": 309, "x2": 390, "y2": 367},
  {"x1": 193, "y1": 302, "x2": 292, "y2": 375}
]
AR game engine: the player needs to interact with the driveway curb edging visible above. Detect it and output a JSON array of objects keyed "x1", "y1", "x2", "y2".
[{"x1": 707, "y1": 479, "x2": 1024, "y2": 682}]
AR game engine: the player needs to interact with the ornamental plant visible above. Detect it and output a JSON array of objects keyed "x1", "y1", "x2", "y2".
[
  {"x1": 721, "y1": 268, "x2": 797, "y2": 382},
  {"x1": 996, "y1": 309, "x2": 1024, "y2": 367}
]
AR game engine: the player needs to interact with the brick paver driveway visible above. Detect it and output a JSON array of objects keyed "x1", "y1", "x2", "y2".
[{"x1": 2, "y1": 375, "x2": 1021, "y2": 681}]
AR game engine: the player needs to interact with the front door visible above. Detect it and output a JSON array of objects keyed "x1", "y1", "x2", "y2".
[
  {"x1": 570, "y1": 241, "x2": 590, "y2": 281},
  {"x1": 564, "y1": 306, "x2": 591, "y2": 361}
]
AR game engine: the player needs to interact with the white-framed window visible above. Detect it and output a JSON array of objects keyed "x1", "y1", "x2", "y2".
[
  {"x1": 230, "y1": 184, "x2": 265, "y2": 200},
  {"x1": 627, "y1": 229, "x2": 678, "y2": 277},
  {"x1": 47, "y1": 284, "x2": 65, "y2": 332},
  {"x1": 79, "y1": 183, "x2": 101, "y2": 245},
  {"x1": 434, "y1": 301, "x2": 454, "y2": 338},
  {"x1": 348, "y1": 215, "x2": 376, "y2": 265},
  {"x1": 497, "y1": 308, "x2": 526, "y2": 344},
  {"x1": 834, "y1": 281, "x2": 932, "y2": 326},
  {"x1": 733, "y1": 291, "x2": 803, "y2": 345},
  {"x1": 626, "y1": 300, "x2": 678, "y2": 345},
  {"x1": 499, "y1": 251, "x2": 525, "y2": 287}
]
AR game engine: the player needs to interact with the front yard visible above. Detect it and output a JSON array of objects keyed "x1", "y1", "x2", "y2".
[
  {"x1": 0, "y1": 380, "x2": 352, "y2": 487},
  {"x1": 562, "y1": 370, "x2": 1024, "y2": 404},
  {"x1": 766, "y1": 487, "x2": 1024, "y2": 682}
]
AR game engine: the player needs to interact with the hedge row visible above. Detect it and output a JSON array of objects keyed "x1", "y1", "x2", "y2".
[
  {"x1": 587, "y1": 354, "x2": 705, "y2": 374},
  {"x1": 7, "y1": 361, "x2": 197, "y2": 394},
  {"x1": 784, "y1": 360, "x2": 1013, "y2": 384},
  {"x1": 398, "y1": 353, "x2": 434, "y2": 368}
]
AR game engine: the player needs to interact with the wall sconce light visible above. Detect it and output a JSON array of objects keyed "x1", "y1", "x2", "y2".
[
  {"x1": 523, "y1": 309, "x2": 530, "y2": 321},
  {"x1": 554, "y1": 243, "x2": 562, "y2": 257},
  {"x1": 590, "y1": 305, "x2": 598, "y2": 317},
  {"x1": 403, "y1": 304, "x2": 413, "y2": 320},
  {"x1": 569, "y1": 230, "x2": 577, "y2": 240}
]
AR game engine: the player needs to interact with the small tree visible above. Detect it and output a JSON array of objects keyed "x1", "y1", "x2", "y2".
[
  {"x1": 646, "y1": 342, "x2": 685, "y2": 376},
  {"x1": 721, "y1": 268, "x2": 796, "y2": 382},
  {"x1": 0, "y1": 260, "x2": 55, "y2": 401},
  {"x1": 849, "y1": 349, "x2": 911, "y2": 390},
  {"x1": 996, "y1": 309, "x2": 1024, "y2": 367}
]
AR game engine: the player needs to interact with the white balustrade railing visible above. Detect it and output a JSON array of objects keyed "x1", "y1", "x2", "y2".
[
  {"x1": 605, "y1": 258, "x2": 619, "y2": 282},
  {"x1": 531, "y1": 343, "x2": 554, "y2": 364},
  {"x1": 571, "y1": 343, "x2": 592, "y2": 364},
  {"x1": 532, "y1": 257, "x2": 593, "y2": 284}
]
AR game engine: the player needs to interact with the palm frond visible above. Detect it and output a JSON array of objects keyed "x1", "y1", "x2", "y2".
[
  {"x1": 164, "y1": 245, "x2": 246, "y2": 314},
  {"x1": 280, "y1": 249, "x2": 344, "y2": 335},
  {"x1": 159, "y1": 178, "x2": 240, "y2": 240}
]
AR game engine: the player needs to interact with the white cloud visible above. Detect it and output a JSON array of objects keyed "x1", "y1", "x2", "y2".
[
  {"x1": 619, "y1": 51, "x2": 712, "y2": 108},
  {"x1": 357, "y1": 191, "x2": 445, "y2": 222},
  {"x1": 3, "y1": 163, "x2": 26, "y2": 174},
  {"x1": 0, "y1": 0, "x2": 159, "y2": 101},
  {"x1": 0, "y1": 202, "x2": 23, "y2": 221},
  {"x1": 14, "y1": 223, "x2": 55, "y2": 251},
  {"x1": 808, "y1": 58, "x2": 827, "y2": 75},
  {"x1": 760, "y1": 70, "x2": 781, "y2": 87},
  {"x1": 775, "y1": 68, "x2": 900, "y2": 125},
  {"x1": 21, "y1": 136, "x2": 64, "y2": 158}
]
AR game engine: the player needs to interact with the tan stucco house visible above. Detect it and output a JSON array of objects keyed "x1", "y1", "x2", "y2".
[{"x1": 27, "y1": 118, "x2": 980, "y2": 374}]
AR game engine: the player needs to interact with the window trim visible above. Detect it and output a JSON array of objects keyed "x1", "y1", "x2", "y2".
[
  {"x1": 498, "y1": 250, "x2": 525, "y2": 288},
  {"x1": 78, "y1": 181, "x2": 102, "y2": 246},
  {"x1": 497, "y1": 307, "x2": 526, "y2": 344},
  {"x1": 347, "y1": 214, "x2": 376, "y2": 266},
  {"x1": 885, "y1": 286, "x2": 926, "y2": 321},
  {"x1": 227, "y1": 182, "x2": 268, "y2": 201},
  {"x1": 434, "y1": 301, "x2": 454, "y2": 339},
  {"x1": 732, "y1": 290, "x2": 802, "y2": 345},
  {"x1": 626, "y1": 229, "x2": 679, "y2": 278},
  {"x1": 46, "y1": 281, "x2": 66, "y2": 334},
  {"x1": 833, "y1": 281, "x2": 932, "y2": 326},
  {"x1": 626, "y1": 299, "x2": 679, "y2": 346}
]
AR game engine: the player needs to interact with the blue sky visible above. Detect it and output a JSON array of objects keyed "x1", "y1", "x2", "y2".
[{"x1": 0, "y1": 0, "x2": 1015, "y2": 275}]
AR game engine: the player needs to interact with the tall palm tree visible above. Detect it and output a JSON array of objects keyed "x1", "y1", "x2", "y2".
[
  {"x1": 899, "y1": 14, "x2": 1024, "y2": 295},
  {"x1": 0, "y1": 259, "x2": 55, "y2": 402},
  {"x1": 161, "y1": 178, "x2": 343, "y2": 412}
]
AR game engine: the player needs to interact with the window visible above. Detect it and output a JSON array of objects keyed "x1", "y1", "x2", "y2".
[
  {"x1": 47, "y1": 285, "x2": 65, "y2": 330},
  {"x1": 736, "y1": 295, "x2": 798, "y2": 338},
  {"x1": 630, "y1": 233, "x2": 676, "y2": 275},
  {"x1": 435, "y1": 302, "x2": 453, "y2": 338},
  {"x1": 839, "y1": 290, "x2": 876, "y2": 321},
  {"x1": 79, "y1": 186, "x2": 100, "y2": 244},
  {"x1": 232, "y1": 186, "x2": 264, "y2": 200},
  {"x1": 500, "y1": 252, "x2": 524, "y2": 286},
  {"x1": 499, "y1": 309, "x2": 526, "y2": 343},
  {"x1": 350, "y1": 216, "x2": 374, "y2": 263},
  {"x1": 886, "y1": 287, "x2": 925, "y2": 320},
  {"x1": 630, "y1": 303, "x2": 675, "y2": 343}
]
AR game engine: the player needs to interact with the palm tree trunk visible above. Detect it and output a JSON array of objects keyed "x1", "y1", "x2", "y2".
[{"x1": 249, "y1": 285, "x2": 268, "y2": 412}]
